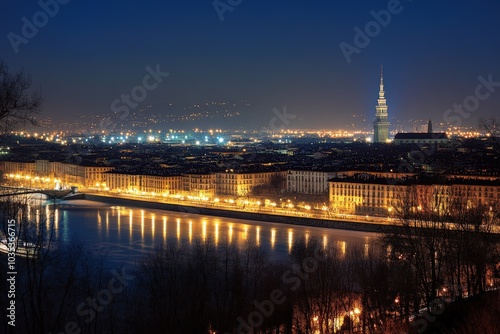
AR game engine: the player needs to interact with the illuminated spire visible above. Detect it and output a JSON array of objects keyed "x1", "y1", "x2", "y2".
[
  {"x1": 373, "y1": 66, "x2": 390, "y2": 143},
  {"x1": 379, "y1": 65, "x2": 385, "y2": 100}
]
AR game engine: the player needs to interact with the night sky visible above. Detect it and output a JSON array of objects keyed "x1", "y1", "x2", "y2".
[{"x1": 1, "y1": 0, "x2": 500, "y2": 130}]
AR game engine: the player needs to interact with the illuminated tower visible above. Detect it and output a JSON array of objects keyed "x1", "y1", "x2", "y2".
[{"x1": 373, "y1": 67, "x2": 390, "y2": 143}]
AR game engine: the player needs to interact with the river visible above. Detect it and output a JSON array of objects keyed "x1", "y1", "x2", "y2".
[{"x1": 27, "y1": 199, "x2": 379, "y2": 268}]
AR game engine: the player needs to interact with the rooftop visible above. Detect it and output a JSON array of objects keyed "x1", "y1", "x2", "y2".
[{"x1": 394, "y1": 132, "x2": 448, "y2": 140}]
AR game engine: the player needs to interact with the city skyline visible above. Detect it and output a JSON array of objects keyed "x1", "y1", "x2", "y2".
[
  {"x1": 2, "y1": 1, "x2": 500, "y2": 130},
  {"x1": 2, "y1": 2, "x2": 500, "y2": 333}
]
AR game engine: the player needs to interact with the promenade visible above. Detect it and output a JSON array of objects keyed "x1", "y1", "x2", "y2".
[
  {"x1": 78, "y1": 191, "x2": 407, "y2": 234},
  {"x1": 76, "y1": 191, "x2": 500, "y2": 236}
]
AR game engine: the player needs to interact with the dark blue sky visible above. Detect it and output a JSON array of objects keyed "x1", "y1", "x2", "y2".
[{"x1": 1, "y1": 0, "x2": 500, "y2": 130}]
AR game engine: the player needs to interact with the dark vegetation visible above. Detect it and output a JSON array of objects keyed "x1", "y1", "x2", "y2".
[{"x1": 423, "y1": 290, "x2": 500, "y2": 334}]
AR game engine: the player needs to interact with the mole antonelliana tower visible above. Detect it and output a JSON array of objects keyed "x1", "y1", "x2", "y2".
[{"x1": 373, "y1": 67, "x2": 390, "y2": 143}]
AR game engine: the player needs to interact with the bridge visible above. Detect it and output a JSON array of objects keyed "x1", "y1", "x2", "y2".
[{"x1": 0, "y1": 186, "x2": 73, "y2": 199}]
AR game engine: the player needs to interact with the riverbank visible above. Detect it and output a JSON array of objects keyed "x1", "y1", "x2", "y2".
[{"x1": 77, "y1": 193, "x2": 404, "y2": 234}]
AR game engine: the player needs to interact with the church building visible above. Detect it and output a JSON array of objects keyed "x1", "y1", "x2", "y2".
[{"x1": 393, "y1": 119, "x2": 449, "y2": 145}]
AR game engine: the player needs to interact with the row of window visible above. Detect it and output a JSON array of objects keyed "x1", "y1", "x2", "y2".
[
  {"x1": 332, "y1": 183, "x2": 500, "y2": 193},
  {"x1": 288, "y1": 176, "x2": 325, "y2": 182}
]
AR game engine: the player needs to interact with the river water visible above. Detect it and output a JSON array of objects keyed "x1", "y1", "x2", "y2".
[{"x1": 30, "y1": 200, "x2": 379, "y2": 268}]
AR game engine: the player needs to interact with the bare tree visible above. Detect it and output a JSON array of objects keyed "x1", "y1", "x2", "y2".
[
  {"x1": 385, "y1": 185, "x2": 450, "y2": 305},
  {"x1": 479, "y1": 117, "x2": 500, "y2": 139},
  {"x1": 1, "y1": 192, "x2": 131, "y2": 334},
  {"x1": 384, "y1": 181, "x2": 500, "y2": 327},
  {"x1": 0, "y1": 60, "x2": 42, "y2": 135}
]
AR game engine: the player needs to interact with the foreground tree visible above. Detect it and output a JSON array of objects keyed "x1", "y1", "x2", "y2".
[
  {"x1": 128, "y1": 238, "x2": 276, "y2": 333},
  {"x1": 0, "y1": 60, "x2": 42, "y2": 135},
  {"x1": 0, "y1": 193, "x2": 130, "y2": 334},
  {"x1": 384, "y1": 183, "x2": 500, "y2": 321},
  {"x1": 479, "y1": 117, "x2": 499, "y2": 140}
]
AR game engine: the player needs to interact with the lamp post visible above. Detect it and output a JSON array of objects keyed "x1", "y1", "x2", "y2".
[{"x1": 394, "y1": 297, "x2": 400, "y2": 319}]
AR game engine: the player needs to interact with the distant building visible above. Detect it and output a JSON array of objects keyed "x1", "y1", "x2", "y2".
[
  {"x1": 215, "y1": 170, "x2": 286, "y2": 197},
  {"x1": 2, "y1": 160, "x2": 112, "y2": 188},
  {"x1": 286, "y1": 170, "x2": 338, "y2": 195},
  {"x1": 394, "y1": 119, "x2": 449, "y2": 145},
  {"x1": 3, "y1": 161, "x2": 36, "y2": 175},
  {"x1": 35, "y1": 160, "x2": 50, "y2": 176},
  {"x1": 104, "y1": 172, "x2": 182, "y2": 194},
  {"x1": 83, "y1": 164, "x2": 114, "y2": 188},
  {"x1": 286, "y1": 170, "x2": 418, "y2": 197},
  {"x1": 50, "y1": 162, "x2": 112, "y2": 188},
  {"x1": 328, "y1": 172, "x2": 500, "y2": 216},
  {"x1": 183, "y1": 173, "x2": 216, "y2": 197},
  {"x1": 373, "y1": 67, "x2": 390, "y2": 143},
  {"x1": 104, "y1": 172, "x2": 142, "y2": 193}
]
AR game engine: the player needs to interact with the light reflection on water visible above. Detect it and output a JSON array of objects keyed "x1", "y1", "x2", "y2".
[{"x1": 40, "y1": 202, "x2": 379, "y2": 268}]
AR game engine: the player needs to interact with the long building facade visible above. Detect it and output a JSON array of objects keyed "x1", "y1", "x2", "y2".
[
  {"x1": 215, "y1": 170, "x2": 286, "y2": 197},
  {"x1": 104, "y1": 172, "x2": 183, "y2": 195},
  {"x1": 286, "y1": 170, "x2": 338, "y2": 195},
  {"x1": 329, "y1": 173, "x2": 500, "y2": 216},
  {"x1": 2, "y1": 160, "x2": 112, "y2": 188}
]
